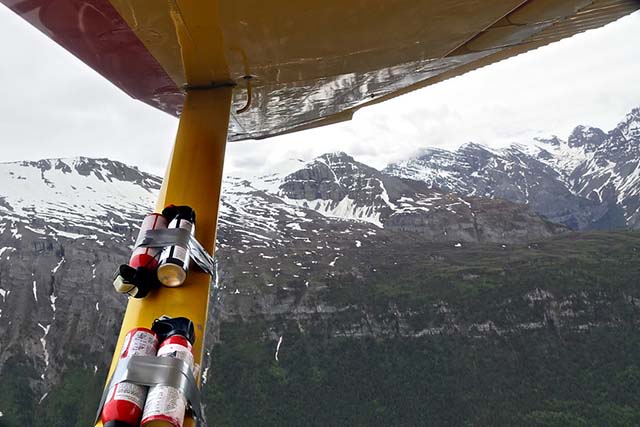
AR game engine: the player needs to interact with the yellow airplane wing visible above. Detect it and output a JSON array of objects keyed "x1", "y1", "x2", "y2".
[{"x1": 2, "y1": 0, "x2": 638, "y2": 141}]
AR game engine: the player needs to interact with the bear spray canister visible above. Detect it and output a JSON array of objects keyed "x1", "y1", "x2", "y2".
[
  {"x1": 141, "y1": 317, "x2": 196, "y2": 427},
  {"x1": 113, "y1": 213, "x2": 168, "y2": 298},
  {"x1": 101, "y1": 327, "x2": 159, "y2": 427},
  {"x1": 157, "y1": 206, "x2": 195, "y2": 287},
  {"x1": 130, "y1": 213, "x2": 169, "y2": 270}
]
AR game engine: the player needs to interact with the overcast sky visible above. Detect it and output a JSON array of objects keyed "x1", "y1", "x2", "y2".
[{"x1": 0, "y1": 6, "x2": 638, "y2": 177}]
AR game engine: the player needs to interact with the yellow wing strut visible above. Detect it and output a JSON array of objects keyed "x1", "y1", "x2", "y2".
[{"x1": 96, "y1": 87, "x2": 232, "y2": 427}]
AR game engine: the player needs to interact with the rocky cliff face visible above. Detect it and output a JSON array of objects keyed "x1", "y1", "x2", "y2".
[{"x1": 385, "y1": 107, "x2": 640, "y2": 231}]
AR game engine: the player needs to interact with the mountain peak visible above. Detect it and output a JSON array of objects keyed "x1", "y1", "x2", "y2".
[
  {"x1": 624, "y1": 106, "x2": 640, "y2": 122},
  {"x1": 567, "y1": 125, "x2": 606, "y2": 150},
  {"x1": 319, "y1": 151, "x2": 354, "y2": 163},
  {"x1": 534, "y1": 136, "x2": 564, "y2": 146},
  {"x1": 9, "y1": 157, "x2": 161, "y2": 189},
  {"x1": 457, "y1": 142, "x2": 502, "y2": 159},
  {"x1": 613, "y1": 106, "x2": 640, "y2": 140},
  {"x1": 458, "y1": 142, "x2": 486, "y2": 150}
]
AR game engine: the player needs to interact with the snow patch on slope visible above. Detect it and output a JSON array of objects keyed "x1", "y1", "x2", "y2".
[{"x1": 284, "y1": 196, "x2": 383, "y2": 228}]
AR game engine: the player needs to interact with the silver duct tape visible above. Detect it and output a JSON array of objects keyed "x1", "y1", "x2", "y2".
[
  {"x1": 95, "y1": 355, "x2": 206, "y2": 426},
  {"x1": 187, "y1": 235, "x2": 216, "y2": 276},
  {"x1": 136, "y1": 228, "x2": 191, "y2": 249},
  {"x1": 135, "y1": 229, "x2": 217, "y2": 277}
]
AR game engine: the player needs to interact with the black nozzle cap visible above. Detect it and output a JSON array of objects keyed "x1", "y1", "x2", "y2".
[
  {"x1": 132, "y1": 267, "x2": 159, "y2": 299},
  {"x1": 152, "y1": 316, "x2": 196, "y2": 345},
  {"x1": 104, "y1": 421, "x2": 133, "y2": 427},
  {"x1": 113, "y1": 265, "x2": 158, "y2": 299},
  {"x1": 162, "y1": 205, "x2": 195, "y2": 223},
  {"x1": 114, "y1": 264, "x2": 136, "y2": 282}
]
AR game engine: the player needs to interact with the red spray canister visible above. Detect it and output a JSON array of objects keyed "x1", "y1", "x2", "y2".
[
  {"x1": 113, "y1": 213, "x2": 168, "y2": 298},
  {"x1": 101, "y1": 327, "x2": 159, "y2": 427},
  {"x1": 141, "y1": 317, "x2": 196, "y2": 427},
  {"x1": 130, "y1": 213, "x2": 168, "y2": 269}
]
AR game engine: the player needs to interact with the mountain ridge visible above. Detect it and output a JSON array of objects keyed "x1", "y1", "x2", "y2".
[{"x1": 385, "y1": 106, "x2": 640, "y2": 230}]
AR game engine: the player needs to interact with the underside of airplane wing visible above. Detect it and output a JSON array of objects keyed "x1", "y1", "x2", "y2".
[{"x1": 1, "y1": 0, "x2": 637, "y2": 139}]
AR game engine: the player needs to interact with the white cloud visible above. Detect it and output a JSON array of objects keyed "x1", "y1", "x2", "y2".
[{"x1": 0, "y1": 5, "x2": 177, "y2": 175}]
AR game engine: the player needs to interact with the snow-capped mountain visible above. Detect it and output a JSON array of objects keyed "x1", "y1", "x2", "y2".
[
  {"x1": 0, "y1": 158, "x2": 161, "y2": 241},
  {"x1": 0, "y1": 155, "x2": 561, "y2": 400},
  {"x1": 265, "y1": 152, "x2": 562, "y2": 242},
  {"x1": 0, "y1": 149, "x2": 635, "y2": 425},
  {"x1": 384, "y1": 143, "x2": 604, "y2": 230},
  {"x1": 385, "y1": 107, "x2": 640, "y2": 230},
  {"x1": 569, "y1": 109, "x2": 640, "y2": 227}
]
